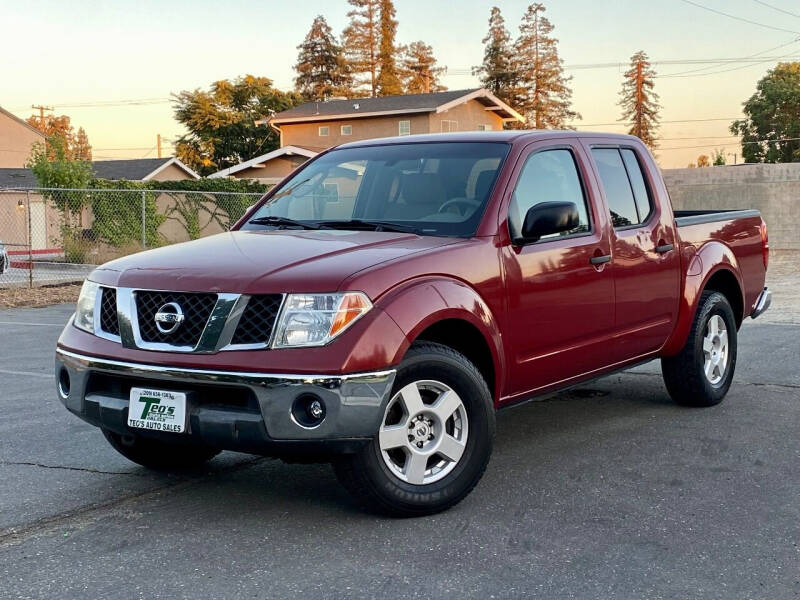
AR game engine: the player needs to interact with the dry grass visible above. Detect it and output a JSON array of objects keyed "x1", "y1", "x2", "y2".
[{"x1": 0, "y1": 283, "x2": 82, "y2": 309}]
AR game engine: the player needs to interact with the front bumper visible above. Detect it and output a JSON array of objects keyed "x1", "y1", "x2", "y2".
[
  {"x1": 751, "y1": 287, "x2": 772, "y2": 319},
  {"x1": 56, "y1": 348, "x2": 396, "y2": 456}
]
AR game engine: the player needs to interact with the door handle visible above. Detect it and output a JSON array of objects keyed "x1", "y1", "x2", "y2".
[
  {"x1": 590, "y1": 254, "x2": 612, "y2": 265},
  {"x1": 655, "y1": 243, "x2": 675, "y2": 254}
]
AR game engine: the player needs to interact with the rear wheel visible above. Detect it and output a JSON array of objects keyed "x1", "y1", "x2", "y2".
[
  {"x1": 661, "y1": 291, "x2": 737, "y2": 407},
  {"x1": 333, "y1": 342, "x2": 495, "y2": 517},
  {"x1": 102, "y1": 429, "x2": 220, "y2": 470}
]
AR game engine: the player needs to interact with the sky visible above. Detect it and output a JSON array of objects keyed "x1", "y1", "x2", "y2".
[{"x1": 2, "y1": 0, "x2": 798, "y2": 168}]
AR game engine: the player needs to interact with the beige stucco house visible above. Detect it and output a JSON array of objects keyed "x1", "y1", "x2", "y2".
[
  {"x1": 0, "y1": 106, "x2": 45, "y2": 168},
  {"x1": 210, "y1": 89, "x2": 524, "y2": 183}
]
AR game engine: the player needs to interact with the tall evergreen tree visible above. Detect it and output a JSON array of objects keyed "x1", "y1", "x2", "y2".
[
  {"x1": 72, "y1": 127, "x2": 92, "y2": 161},
  {"x1": 294, "y1": 15, "x2": 352, "y2": 100},
  {"x1": 376, "y1": 0, "x2": 403, "y2": 95},
  {"x1": 513, "y1": 3, "x2": 579, "y2": 129},
  {"x1": 473, "y1": 7, "x2": 516, "y2": 103},
  {"x1": 619, "y1": 50, "x2": 660, "y2": 150},
  {"x1": 402, "y1": 42, "x2": 447, "y2": 94},
  {"x1": 343, "y1": 0, "x2": 381, "y2": 97}
]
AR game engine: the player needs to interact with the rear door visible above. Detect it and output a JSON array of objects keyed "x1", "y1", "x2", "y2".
[
  {"x1": 583, "y1": 140, "x2": 680, "y2": 361},
  {"x1": 499, "y1": 139, "x2": 616, "y2": 397}
]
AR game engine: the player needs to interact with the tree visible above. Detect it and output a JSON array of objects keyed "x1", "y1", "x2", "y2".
[
  {"x1": 343, "y1": 0, "x2": 381, "y2": 97},
  {"x1": 473, "y1": 7, "x2": 516, "y2": 104},
  {"x1": 172, "y1": 75, "x2": 303, "y2": 176},
  {"x1": 696, "y1": 154, "x2": 711, "y2": 168},
  {"x1": 731, "y1": 62, "x2": 800, "y2": 163},
  {"x1": 512, "y1": 3, "x2": 579, "y2": 129},
  {"x1": 376, "y1": 0, "x2": 403, "y2": 95},
  {"x1": 619, "y1": 51, "x2": 660, "y2": 150},
  {"x1": 712, "y1": 149, "x2": 726, "y2": 166},
  {"x1": 401, "y1": 42, "x2": 447, "y2": 94},
  {"x1": 294, "y1": 15, "x2": 353, "y2": 100},
  {"x1": 26, "y1": 114, "x2": 92, "y2": 161}
]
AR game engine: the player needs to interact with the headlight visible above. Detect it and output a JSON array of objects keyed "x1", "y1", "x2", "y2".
[
  {"x1": 272, "y1": 292, "x2": 372, "y2": 348},
  {"x1": 74, "y1": 280, "x2": 100, "y2": 333}
]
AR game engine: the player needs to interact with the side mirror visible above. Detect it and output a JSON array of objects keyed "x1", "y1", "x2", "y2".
[{"x1": 518, "y1": 201, "x2": 579, "y2": 243}]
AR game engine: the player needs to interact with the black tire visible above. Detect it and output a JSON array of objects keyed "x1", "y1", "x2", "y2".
[
  {"x1": 333, "y1": 342, "x2": 495, "y2": 517},
  {"x1": 102, "y1": 429, "x2": 220, "y2": 470},
  {"x1": 661, "y1": 291, "x2": 738, "y2": 407}
]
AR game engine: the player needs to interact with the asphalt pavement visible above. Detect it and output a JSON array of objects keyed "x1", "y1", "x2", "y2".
[{"x1": 0, "y1": 304, "x2": 798, "y2": 599}]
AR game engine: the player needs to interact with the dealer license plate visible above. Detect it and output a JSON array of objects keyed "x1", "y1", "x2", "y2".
[{"x1": 128, "y1": 388, "x2": 187, "y2": 434}]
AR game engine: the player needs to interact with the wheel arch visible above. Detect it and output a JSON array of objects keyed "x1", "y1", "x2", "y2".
[
  {"x1": 377, "y1": 276, "x2": 505, "y2": 404},
  {"x1": 662, "y1": 241, "x2": 745, "y2": 356}
]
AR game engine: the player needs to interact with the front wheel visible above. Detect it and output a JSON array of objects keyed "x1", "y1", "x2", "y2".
[
  {"x1": 102, "y1": 429, "x2": 220, "y2": 470},
  {"x1": 661, "y1": 291, "x2": 738, "y2": 407},
  {"x1": 333, "y1": 342, "x2": 495, "y2": 517}
]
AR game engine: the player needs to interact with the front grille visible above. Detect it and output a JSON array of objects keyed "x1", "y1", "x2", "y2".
[
  {"x1": 135, "y1": 291, "x2": 217, "y2": 347},
  {"x1": 231, "y1": 295, "x2": 283, "y2": 346},
  {"x1": 99, "y1": 287, "x2": 119, "y2": 336}
]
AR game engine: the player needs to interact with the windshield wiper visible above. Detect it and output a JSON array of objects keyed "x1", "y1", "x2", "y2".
[
  {"x1": 248, "y1": 216, "x2": 322, "y2": 230},
  {"x1": 317, "y1": 219, "x2": 422, "y2": 234}
]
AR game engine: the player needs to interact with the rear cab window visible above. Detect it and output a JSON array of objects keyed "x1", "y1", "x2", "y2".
[{"x1": 591, "y1": 147, "x2": 653, "y2": 228}]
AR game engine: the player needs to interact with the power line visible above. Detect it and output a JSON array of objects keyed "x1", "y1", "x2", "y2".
[
  {"x1": 659, "y1": 136, "x2": 800, "y2": 151},
  {"x1": 578, "y1": 117, "x2": 741, "y2": 127},
  {"x1": 662, "y1": 47, "x2": 800, "y2": 78},
  {"x1": 660, "y1": 38, "x2": 799, "y2": 77},
  {"x1": 677, "y1": 0, "x2": 800, "y2": 34},
  {"x1": 752, "y1": 0, "x2": 800, "y2": 19}
]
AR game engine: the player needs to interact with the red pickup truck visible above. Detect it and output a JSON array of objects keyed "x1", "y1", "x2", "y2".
[{"x1": 56, "y1": 131, "x2": 770, "y2": 516}]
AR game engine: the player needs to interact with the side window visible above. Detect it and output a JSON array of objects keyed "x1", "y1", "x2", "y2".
[
  {"x1": 398, "y1": 120, "x2": 411, "y2": 136},
  {"x1": 620, "y1": 148, "x2": 652, "y2": 222},
  {"x1": 508, "y1": 149, "x2": 591, "y2": 241},
  {"x1": 591, "y1": 148, "x2": 638, "y2": 228},
  {"x1": 318, "y1": 126, "x2": 329, "y2": 137}
]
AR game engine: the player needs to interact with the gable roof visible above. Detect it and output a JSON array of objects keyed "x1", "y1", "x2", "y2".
[
  {"x1": 208, "y1": 145, "x2": 318, "y2": 178},
  {"x1": 267, "y1": 88, "x2": 525, "y2": 125},
  {"x1": 0, "y1": 106, "x2": 47, "y2": 138},
  {"x1": 91, "y1": 157, "x2": 199, "y2": 181},
  {"x1": 0, "y1": 168, "x2": 38, "y2": 189}
]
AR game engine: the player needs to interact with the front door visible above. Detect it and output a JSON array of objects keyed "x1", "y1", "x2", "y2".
[
  {"x1": 585, "y1": 142, "x2": 680, "y2": 361},
  {"x1": 500, "y1": 140, "x2": 616, "y2": 398}
]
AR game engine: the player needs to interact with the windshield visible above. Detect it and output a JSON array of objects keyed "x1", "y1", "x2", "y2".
[{"x1": 243, "y1": 142, "x2": 510, "y2": 237}]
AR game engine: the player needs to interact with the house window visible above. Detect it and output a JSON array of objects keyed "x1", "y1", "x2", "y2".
[
  {"x1": 477, "y1": 124, "x2": 492, "y2": 131},
  {"x1": 441, "y1": 120, "x2": 458, "y2": 132},
  {"x1": 318, "y1": 126, "x2": 329, "y2": 137},
  {"x1": 340, "y1": 125, "x2": 352, "y2": 136},
  {"x1": 398, "y1": 120, "x2": 411, "y2": 136}
]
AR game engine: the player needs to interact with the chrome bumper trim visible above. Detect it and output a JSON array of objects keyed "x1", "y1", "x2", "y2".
[
  {"x1": 55, "y1": 348, "x2": 397, "y2": 441},
  {"x1": 751, "y1": 287, "x2": 771, "y2": 320},
  {"x1": 55, "y1": 348, "x2": 395, "y2": 387}
]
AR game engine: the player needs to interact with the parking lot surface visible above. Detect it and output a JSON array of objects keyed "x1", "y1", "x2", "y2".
[{"x1": 1, "y1": 304, "x2": 798, "y2": 599}]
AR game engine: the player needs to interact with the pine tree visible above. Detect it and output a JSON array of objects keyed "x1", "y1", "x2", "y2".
[
  {"x1": 72, "y1": 127, "x2": 92, "y2": 161},
  {"x1": 513, "y1": 3, "x2": 579, "y2": 129},
  {"x1": 343, "y1": 0, "x2": 381, "y2": 97},
  {"x1": 295, "y1": 15, "x2": 352, "y2": 100},
  {"x1": 376, "y1": 0, "x2": 403, "y2": 95},
  {"x1": 402, "y1": 42, "x2": 447, "y2": 94},
  {"x1": 473, "y1": 7, "x2": 516, "y2": 103},
  {"x1": 619, "y1": 50, "x2": 660, "y2": 150}
]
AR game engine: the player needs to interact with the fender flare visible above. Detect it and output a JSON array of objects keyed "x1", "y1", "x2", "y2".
[
  {"x1": 375, "y1": 276, "x2": 505, "y2": 400},
  {"x1": 662, "y1": 241, "x2": 745, "y2": 356}
]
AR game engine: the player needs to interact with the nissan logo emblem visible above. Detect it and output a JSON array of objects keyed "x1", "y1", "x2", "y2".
[{"x1": 154, "y1": 302, "x2": 185, "y2": 334}]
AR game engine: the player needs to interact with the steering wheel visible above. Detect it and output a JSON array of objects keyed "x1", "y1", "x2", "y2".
[{"x1": 438, "y1": 197, "x2": 481, "y2": 216}]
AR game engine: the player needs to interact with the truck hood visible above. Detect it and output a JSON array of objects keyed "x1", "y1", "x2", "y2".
[{"x1": 91, "y1": 230, "x2": 459, "y2": 294}]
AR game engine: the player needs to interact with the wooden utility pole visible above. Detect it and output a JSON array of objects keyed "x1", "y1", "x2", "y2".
[
  {"x1": 157, "y1": 134, "x2": 162, "y2": 158},
  {"x1": 31, "y1": 104, "x2": 53, "y2": 128}
]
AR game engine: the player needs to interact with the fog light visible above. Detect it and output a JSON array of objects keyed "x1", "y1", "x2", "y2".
[
  {"x1": 57, "y1": 368, "x2": 71, "y2": 399},
  {"x1": 291, "y1": 394, "x2": 326, "y2": 428}
]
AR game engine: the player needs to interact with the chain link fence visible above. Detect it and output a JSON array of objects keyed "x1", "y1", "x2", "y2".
[{"x1": 0, "y1": 188, "x2": 264, "y2": 288}]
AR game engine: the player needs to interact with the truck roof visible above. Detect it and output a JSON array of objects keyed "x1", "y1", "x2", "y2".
[{"x1": 337, "y1": 130, "x2": 642, "y2": 149}]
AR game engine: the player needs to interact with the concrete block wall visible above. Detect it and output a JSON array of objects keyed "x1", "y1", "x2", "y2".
[{"x1": 662, "y1": 163, "x2": 800, "y2": 250}]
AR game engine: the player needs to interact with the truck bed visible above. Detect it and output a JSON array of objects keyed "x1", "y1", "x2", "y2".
[{"x1": 674, "y1": 209, "x2": 761, "y2": 227}]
